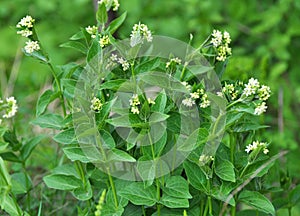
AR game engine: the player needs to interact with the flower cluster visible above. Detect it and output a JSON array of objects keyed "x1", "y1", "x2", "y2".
[
  {"x1": 222, "y1": 83, "x2": 238, "y2": 100},
  {"x1": 86, "y1": 25, "x2": 98, "y2": 38},
  {"x1": 99, "y1": 35, "x2": 110, "y2": 47},
  {"x1": 98, "y1": 0, "x2": 120, "y2": 11},
  {"x1": 90, "y1": 97, "x2": 103, "y2": 112},
  {"x1": 166, "y1": 57, "x2": 182, "y2": 68},
  {"x1": 245, "y1": 140, "x2": 269, "y2": 155},
  {"x1": 242, "y1": 78, "x2": 271, "y2": 115},
  {"x1": 129, "y1": 94, "x2": 140, "y2": 114},
  {"x1": 94, "y1": 189, "x2": 106, "y2": 216},
  {"x1": 109, "y1": 54, "x2": 130, "y2": 71},
  {"x1": 0, "y1": 97, "x2": 18, "y2": 121},
  {"x1": 24, "y1": 41, "x2": 40, "y2": 53},
  {"x1": 130, "y1": 23, "x2": 153, "y2": 47},
  {"x1": 182, "y1": 88, "x2": 210, "y2": 108},
  {"x1": 16, "y1": 16, "x2": 40, "y2": 54},
  {"x1": 199, "y1": 154, "x2": 214, "y2": 166},
  {"x1": 210, "y1": 29, "x2": 232, "y2": 62}
]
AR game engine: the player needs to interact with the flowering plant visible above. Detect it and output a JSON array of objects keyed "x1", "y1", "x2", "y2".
[{"x1": 0, "y1": 1, "x2": 294, "y2": 216}]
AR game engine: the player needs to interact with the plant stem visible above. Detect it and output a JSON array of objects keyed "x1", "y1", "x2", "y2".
[
  {"x1": 229, "y1": 133, "x2": 235, "y2": 164},
  {"x1": 288, "y1": 207, "x2": 292, "y2": 216},
  {"x1": 142, "y1": 206, "x2": 146, "y2": 216},
  {"x1": 239, "y1": 162, "x2": 250, "y2": 178},
  {"x1": 148, "y1": 133, "x2": 161, "y2": 215},
  {"x1": 231, "y1": 204, "x2": 236, "y2": 216},
  {"x1": 107, "y1": 168, "x2": 119, "y2": 208},
  {"x1": 47, "y1": 63, "x2": 67, "y2": 116}
]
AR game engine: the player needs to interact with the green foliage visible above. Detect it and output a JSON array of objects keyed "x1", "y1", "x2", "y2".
[{"x1": 1, "y1": 0, "x2": 300, "y2": 215}]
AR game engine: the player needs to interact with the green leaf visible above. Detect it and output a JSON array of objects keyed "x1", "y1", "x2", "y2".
[
  {"x1": 149, "y1": 112, "x2": 169, "y2": 124},
  {"x1": 151, "y1": 90, "x2": 167, "y2": 113},
  {"x1": 163, "y1": 176, "x2": 192, "y2": 199},
  {"x1": 108, "y1": 11, "x2": 127, "y2": 34},
  {"x1": 61, "y1": 78, "x2": 77, "y2": 99},
  {"x1": 11, "y1": 172, "x2": 32, "y2": 195},
  {"x1": 183, "y1": 161, "x2": 207, "y2": 192},
  {"x1": 31, "y1": 114, "x2": 64, "y2": 130},
  {"x1": 107, "y1": 149, "x2": 136, "y2": 162},
  {"x1": 36, "y1": 90, "x2": 58, "y2": 116},
  {"x1": 87, "y1": 37, "x2": 100, "y2": 63},
  {"x1": 289, "y1": 184, "x2": 300, "y2": 206},
  {"x1": 72, "y1": 180, "x2": 93, "y2": 201},
  {"x1": 160, "y1": 194, "x2": 189, "y2": 208},
  {"x1": 0, "y1": 152, "x2": 22, "y2": 163},
  {"x1": 63, "y1": 147, "x2": 90, "y2": 163},
  {"x1": 0, "y1": 157, "x2": 11, "y2": 186},
  {"x1": 20, "y1": 136, "x2": 44, "y2": 161},
  {"x1": 215, "y1": 158, "x2": 236, "y2": 182},
  {"x1": 99, "y1": 79, "x2": 126, "y2": 91},
  {"x1": 96, "y1": 3, "x2": 108, "y2": 24},
  {"x1": 53, "y1": 128, "x2": 77, "y2": 145},
  {"x1": 60, "y1": 41, "x2": 87, "y2": 54},
  {"x1": 100, "y1": 129, "x2": 115, "y2": 149},
  {"x1": 52, "y1": 164, "x2": 80, "y2": 179},
  {"x1": 236, "y1": 210, "x2": 269, "y2": 216},
  {"x1": 238, "y1": 190, "x2": 275, "y2": 216},
  {"x1": 1, "y1": 195, "x2": 24, "y2": 216},
  {"x1": 123, "y1": 204, "x2": 143, "y2": 216},
  {"x1": 119, "y1": 182, "x2": 157, "y2": 206},
  {"x1": 43, "y1": 174, "x2": 81, "y2": 190}
]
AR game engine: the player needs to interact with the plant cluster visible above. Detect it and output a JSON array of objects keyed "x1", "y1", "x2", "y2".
[{"x1": 1, "y1": 1, "x2": 300, "y2": 216}]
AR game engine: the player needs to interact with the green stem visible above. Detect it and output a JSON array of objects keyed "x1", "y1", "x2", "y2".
[
  {"x1": 148, "y1": 133, "x2": 161, "y2": 216},
  {"x1": 47, "y1": 63, "x2": 67, "y2": 116},
  {"x1": 229, "y1": 133, "x2": 235, "y2": 164},
  {"x1": 75, "y1": 161, "x2": 86, "y2": 186},
  {"x1": 107, "y1": 169, "x2": 119, "y2": 208},
  {"x1": 288, "y1": 207, "x2": 292, "y2": 216},
  {"x1": 142, "y1": 206, "x2": 146, "y2": 216},
  {"x1": 231, "y1": 204, "x2": 236, "y2": 216},
  {"x1": 226, "y1": 98, "x2": 242, "y2": 110},
  {"x1": 240, "y1": 162, "x2": 250, "y2": 178}
]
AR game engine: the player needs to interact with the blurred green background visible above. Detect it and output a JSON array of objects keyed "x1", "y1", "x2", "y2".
[{"x1": 1, "y1": 0, "x2": 300, "y2": 214}]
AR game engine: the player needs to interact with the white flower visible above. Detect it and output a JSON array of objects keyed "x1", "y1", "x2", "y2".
[
  {"x1": 117, "y1": 57, "x2": 130, "y2": 71},
  {"x1": 254, "y1": 102, "x2": 267, "y2": 115},
  {"x1": 85, "y1": 25, "x2": 98, "y2": 38},
  {"x1": 110, "y1": 54, "x2": 118, "y2": 61},
  {"x1": 90, "y1": 97, "x2": 103, "y2": 112},
  {"x1": 199, "y1": 154, "x2": 214, "y2": 166},
  {"x1": 211, "y1": 30, "x2": 222, "y2": 47},
  {"x1": 190, "y1": 92, "x2": 200, "y2": 99},
  {"x1": 17, "y1": 29, "x2": 32, "y2": 37},
  {"x1": 98, "y1": 0, "x2": 120, "y2": 11},
  {"x1": 223, "y1": 31, "x2": 231, "y2": 44},
  {"x1": 200, "y1": 94, "x2": 210, "y2": 108},
  {"x1": 181, "y1": 81, "x2": 191, "y2": 91},
  {"x1": 182, "y1": 98, "x2": 195, "y2": 107},
  {"x1": 112, "y1": 0, "x2": 120, "y2": 11},
  {"x1": 99, "y1": 35, "x2": 110, "y2": 47},
  {"x1": 263, "y1": 148, "x2": 269, "y2": 154},
  {"x1": 257, "y1": 85, "x2": 271, "y2": 101},
  {"x1": 2, "y1": 97, "x2": 18, "y2": 118},
  {"x1": 216, "y1": 91, "x2": 223, "y2": 97},
  {"x1": 166, "y1": 57, "x2": 182, "y2": 68},
  {"x1": 243, "y1": 78, "x2": 260, "y2": 97},
  {"x1": 16, "y1": 15, "x2": 35, "y2": 28},
  {"x1": 24, "y1": 41, "x2": 40, "y2": 53},
  {"x1": 245, "y1": 140, "x2": 269, "y2": 155},
  {"x1": 131, "y1": 106, "x2": 139, "y2": 114},
  {"x1": 245, "y1": 144, "x2": 252, "y2": 153},
  {"x1": 129, "y1": 94, "x2": 140, "y2": 106},
  {"x1": 130, "y1": 23, "x2": 152, "y2": 47}
]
